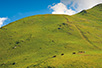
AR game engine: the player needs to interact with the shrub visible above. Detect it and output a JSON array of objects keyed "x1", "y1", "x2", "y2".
[
  {"x1": 52, "y1": 55, "x2": 56, "y2": 58},
  {"x1": 73, "y1": 52, "x2": 76, "y2": 54},
  {"x1": 58, "y1": 28, "x2": 61, "y2": 29},
  {"x1": 80, "y1": 10, "x2": 87, "y2": 15},
  {"x1": 61, "y1": 53, "x2": 64, "y2": 56},
  {"x1": 46, "y1": 66, "x2": 55, "y2": 68},
  {"x1": 16, "y1": 41, "x2": 20, "y2": 44},
  {"x1": 12, "y1": 62, "x2": 16, "y2": 65},
  {"x1": 62, "y1": 23, "x2": 66, "y2": 25}
]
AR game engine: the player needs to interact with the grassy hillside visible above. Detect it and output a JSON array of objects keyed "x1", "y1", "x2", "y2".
[{"x1": 0, "y1": 4, "x2": 102, "y2": 68}]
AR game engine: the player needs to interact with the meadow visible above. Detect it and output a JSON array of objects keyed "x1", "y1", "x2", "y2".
[{"x1": 0, "y1": 4, "x2": 102, "y2": 68}]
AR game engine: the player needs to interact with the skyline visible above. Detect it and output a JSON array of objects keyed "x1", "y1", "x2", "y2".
[{"x1": 0, "y1": 0, "x2": 102, "y2": 27}]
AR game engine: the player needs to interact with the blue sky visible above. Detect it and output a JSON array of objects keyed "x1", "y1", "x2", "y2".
[
  {"x1": 0, "y1": 0, "x2": 102, "y2": 27},
  {"x1": 0, "y1": 0, "x2": 60, "y2": 27}
]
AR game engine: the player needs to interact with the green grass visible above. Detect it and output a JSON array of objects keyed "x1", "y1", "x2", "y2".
[{"x1": 0, "y1": 4, "x2": 102, "y2": 68}]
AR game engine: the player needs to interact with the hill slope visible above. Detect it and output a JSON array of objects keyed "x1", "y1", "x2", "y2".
[{"x1": 0, "y1": 4, "x2": 102, "y2": 68}]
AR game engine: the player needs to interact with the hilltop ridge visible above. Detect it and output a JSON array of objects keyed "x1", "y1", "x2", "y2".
[{"x1": 0, "y1": 4, "x2": 102, "y2": 68}]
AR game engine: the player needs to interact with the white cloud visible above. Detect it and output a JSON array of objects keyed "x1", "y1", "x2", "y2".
[
  {"x1": 61, "y1": 0, "x2": 102, "y2": 12},
  {"x1": 0, "y1": 17, "x2": 8, "y2": 27},
  {"x1": 49, "y1": 3, "x2": 76, "y2": 15},
  {"x1": 48, "y1": 0, "x2": 102, "y2": 15}
]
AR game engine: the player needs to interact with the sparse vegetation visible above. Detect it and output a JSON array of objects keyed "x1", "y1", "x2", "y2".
[{"x1": 80, "y1": 10, "x2": 87, "y2": 15}]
